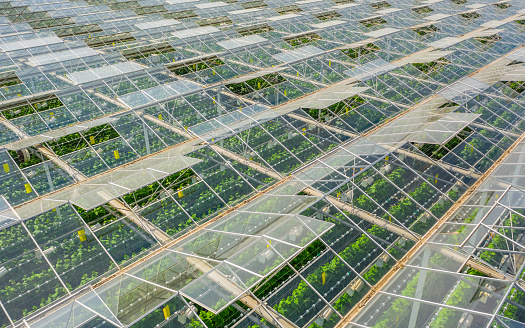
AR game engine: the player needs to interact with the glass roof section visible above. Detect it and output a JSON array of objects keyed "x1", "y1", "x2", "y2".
[
  {"x1": 67, "y1": 62, "x2": 144, "y2": 84},
  {"x1": 49, "y1": 155, "x2": 202, "y2": 210},
  {"x1": 347, "y1": 139, "x2": 525, "y2": 328},
  {"x1": 0, "y1": 35, "x2": 63, "y2": 52},
  {"x1": 1, "y1": 0, "x2": 525, "y2": 327}
]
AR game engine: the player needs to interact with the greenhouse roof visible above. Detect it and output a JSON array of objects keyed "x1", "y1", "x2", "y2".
[{"x1": 1, "y1": 0, "x2": 525, "y2": 327}]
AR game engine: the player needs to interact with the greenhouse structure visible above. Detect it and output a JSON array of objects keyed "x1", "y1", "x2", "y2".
[{"x1": 2, "y1": 0, "x2": 525, "y2": 327}]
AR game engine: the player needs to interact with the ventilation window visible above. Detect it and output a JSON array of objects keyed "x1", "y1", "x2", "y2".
[
  {"x1": 226, "y1": 73, "x2": 286, "y2": 96},
  {"x1": 133, "y1": 5, "x2": 167, "y2": 15},
  {"x1": 275, "y1": 5, "x2": 303, "y2": 14},
  {"x1": 55, "y1": 23, "x2": 103, "y2": 37},
  {"x1": 370, "y1": 1, "x2": 391, "y2": 10},
  {"x1": 494, "y1": 2, "x2": 511, "y2": 9},
  {"x1": 122, "y1": 42, "x2": 176, "y2": 60},
  {"x1": 162, "y1": 10, "x2": 197, "y2": 19},
  {"x1": 341, "y1": 43, "x2": 380, "y2": 59},
  {"x1": 0, "y1": 72, "x2": 22, "y2": 89},
  {"x1": 284, "y1": 32, "x2": 322, "y2": 47},
  {"x1": 196, "y1": 16, "x2": 233, "y2": 27},
  {"x1": 360, "y1": 16, "x2": 387, "y2": 28},
  {"x1": 237, "y1": 24, "x2": 274, "y2": 36},
  {"x1": 108, "y1": 1, "x2": 140, "y2": 9},
  {"x1": 412, "y1": 58, "x2": 450, "y2": 74},
  {"x1": 412, "y1": 6, "x2": 433, "y2": 15},
  {"x1": 240, "y1": 1, "x2": 268, "y2": 9},
  {"x1": 416, "y1": 127, "x2": 473, "y2": 161},
  {"x1": 314, "y1": 11, "x2": 342, "y2": 21},
  {"x1": 85, "y1": 32, "x2": 136, "y2": 48},
  {"x1": 503, "y1": 81, "x2": 525, "y2": 94},
  {"x1": 474, "y1": 34, "x2": 501, "y2": 45},
  {"x1": 461, "y1": 11, "x2": 481, "y2": 20},
  {"x1": 167, "y1": 56, "x2": 225, "y2": 76},
  {"x1": 1, "y1": 94, "x2": 63, "y2": 120},
  {"x1": 412, "y1": 24, "x2": 440, "y2": 36}
]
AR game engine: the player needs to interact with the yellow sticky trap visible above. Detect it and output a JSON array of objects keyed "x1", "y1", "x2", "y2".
[
  {"x1": 297, "y1": 72, "x2": 299, "y2": 76},
  {"x1": 113, "y1": 150, "x2": 120, "y2": 159},
  {"x1": 52, "y1": 208, "x2": 56, "y2": 212},
  {"x1": 258, "y1": 82, "x2": 261, "y2": 89},
  {"x1": 212, "y1": 70, "x2": 216, "y2": 75},
  {"x1": 267, "y1": 240, "x2": 272, "y2": 248},
  {"x1": 3, "y1": 163, "x2": 9, "y2": 173},
  {"x1": 78, "y1": 230, "x2": 86, "y2": 241},
  {"x1": 112, "y1": 42, "x2": 115, "y2": 46},
  {"x1": 163, "y1": 305, "x2": 170, "y2": 319},
  {"x1": 329, "y1": 61, "x2": 331, "y2": 66},
  {"x1": 158, "y1": 113, "x2": 162, "y2": 120},
  {"x1": 389, "y1": 216, "x2": 391, "y2": 222},
  {"x1": 322, "y1": 271, "x2": 326, "y2": 285},
  {"x1": 89, "y1": 136, "x2": 95, "y2": 144},
  {"x1": 284, "y1": 90, "x2": 287, "y2": 96},
  {"x1": 302, "y1": 127, "x2": 306, "y2": 131},
  {"x1": 17, "y1": 94, "x2": 21, "y2": 97},
  {"x1": 178, "y1": 190, "x2": 184, "y2": 198},
  {"x1": 184, "y1": 126, "x2": 188, "y2": 130},
  {"x1": 24, "y1": 183, "x2": 32, "y2": 194},
  {"x1": 50, "y1": 112, "x2": 54, "y2": 116},
  {"x1": 78, "y1": 230, "x2": 88, "y2": 242},
  {"x1": 385, "y1": 156, "x2": 389, "y2": 161}
]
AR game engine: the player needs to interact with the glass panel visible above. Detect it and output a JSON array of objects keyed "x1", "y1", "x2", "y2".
[
  {"x1": 25, "y1": 204, "x2": 115, "y2": 291},
  {"x1": 0, "y1": 222, "x2": 67, "y2": 321},
  {"x1": 94, "y1": 274, "x2": 175, "y2": 325}
]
